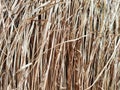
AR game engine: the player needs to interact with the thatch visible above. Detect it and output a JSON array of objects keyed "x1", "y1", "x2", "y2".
[{"x1": 0, "y1": 0, "x2": 120, "y2": 90}]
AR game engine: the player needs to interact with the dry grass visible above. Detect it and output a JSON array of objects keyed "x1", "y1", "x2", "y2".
[{"x1": 0, "y1": 0, "x2": 120, "y2": 90}]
